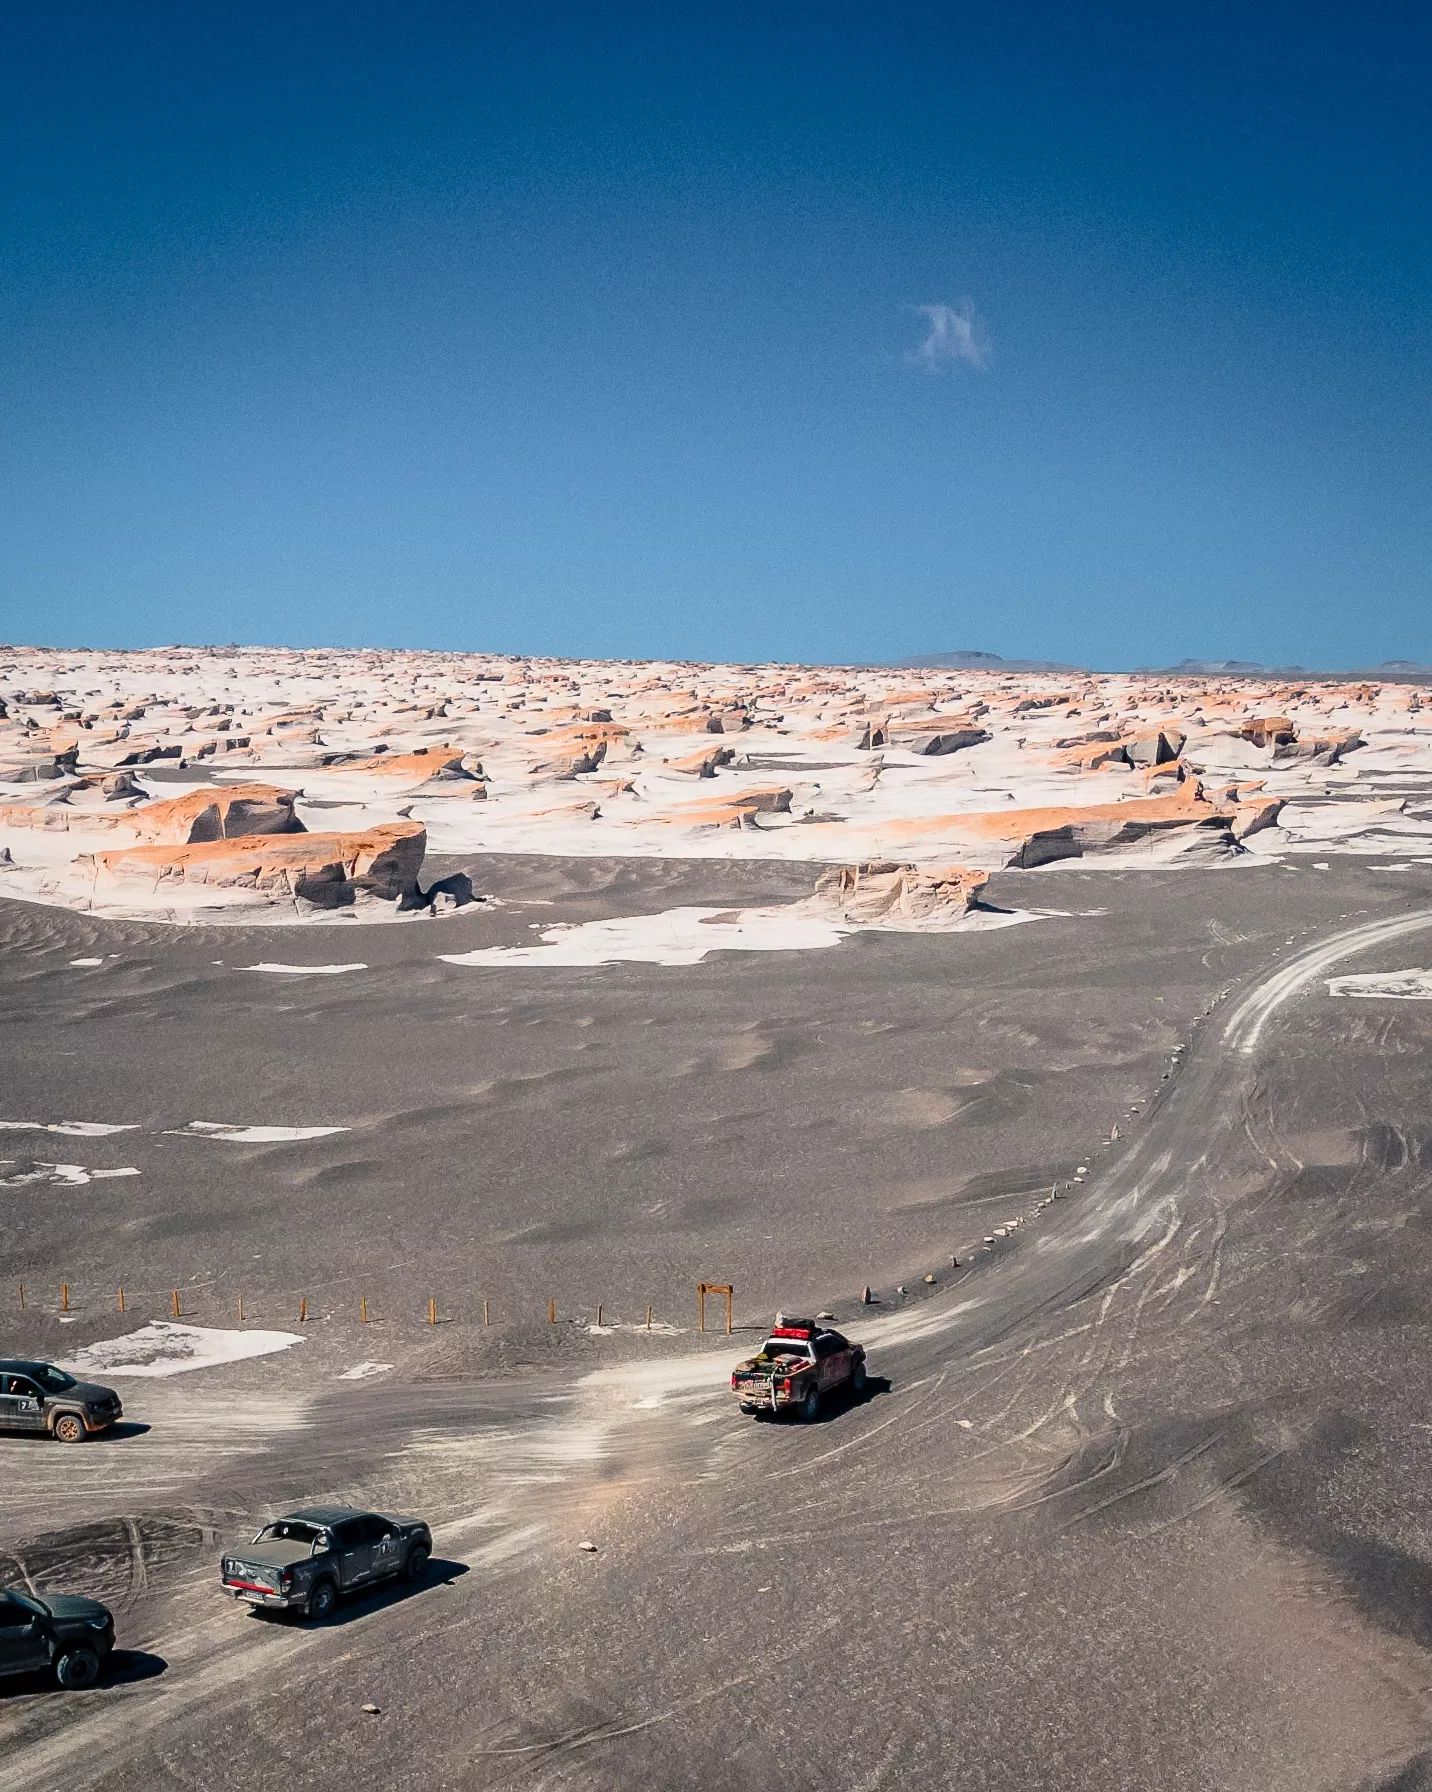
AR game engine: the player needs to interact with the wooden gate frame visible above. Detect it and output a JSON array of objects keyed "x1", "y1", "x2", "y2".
[{"x1": 697, "y1": 1281, "x2": 734, "y2": 1335}]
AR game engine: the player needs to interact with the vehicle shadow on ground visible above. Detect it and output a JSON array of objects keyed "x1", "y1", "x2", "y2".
[
  {"x1": 0, "y1": 1649, "x2": 168, "y2": 1700},
  {"x1": 251, "y1": 1559, "x2": 469, "y2": 1630},
  {"x1": 0, "y1": 1421, "x2": 152, "y2": 1447},
  {"x1": 754, "y1": 1376, "x2": 893, "y2": 1427}
]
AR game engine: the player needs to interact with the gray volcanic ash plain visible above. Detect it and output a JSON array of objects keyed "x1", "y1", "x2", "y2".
[{"x1": 3, "y1": 845, "x2": 1432, "y2": 1790}]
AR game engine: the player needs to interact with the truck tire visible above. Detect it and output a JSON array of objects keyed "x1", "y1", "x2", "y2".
[
  {"x1": 306, "y1": 1579, "x2": 338, "y2": 1622},
  {"x1": 799, "y1": 1386, "x2": 820, "y2": 1423},
  {"x1": 404, "y1": 1543, "x2": 430, "y2": 1583},
  {"x1": 850, "y1": 1361, "x2": 868, "y2": 1396},
  {"x1": 54, "y1": 1645, "x2": 101, "y2": 1690},
  {"x1": 52, "y1": 1412, "x2": 86, "y2": 1444}
]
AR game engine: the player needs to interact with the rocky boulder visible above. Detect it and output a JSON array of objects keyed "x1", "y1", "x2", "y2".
[
  {"x1": 87, "y1": 820, "x2": 427, "y2": 910},
  {"x1": 127, "y1": 783, "x2": 304, "y2": 844},
  {"x1": 1238, "y1": 715, "x2": 1297, "y2": 748},
  {"x1": 812, "y1": 860, "x2": 989, "y2": 924}
]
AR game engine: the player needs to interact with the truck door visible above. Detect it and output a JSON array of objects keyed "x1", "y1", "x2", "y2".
[
  {"x1": 0, "y1": 1597, "x2": 50, "y2": 1675},
  {"x1": 1, "y1": 1376, "x2": 47, "y2": 1434},
  {"x1": 814, "y1": 1335, "x2": 844, "y2": 1391},
  {"x1": 365, "y1": 1518, "x2": 402, "y2": 1580},
  {"x1": 329, "y1": 1518, "x2": 375, "y2": 1587}
]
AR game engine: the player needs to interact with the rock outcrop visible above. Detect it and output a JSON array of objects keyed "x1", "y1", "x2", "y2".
[
  {"x1": 812, "y1": 861, "x2": 989, "y2": 924},
  {"x1": 662, "y1": 787, "x2": 793, "y2": 830},
  {"x1": 87, "y1": 821, "x2": 426, "y2": 910},
  {"x1": 127, "y1": 783, "x2": 304, "y2": 844}
]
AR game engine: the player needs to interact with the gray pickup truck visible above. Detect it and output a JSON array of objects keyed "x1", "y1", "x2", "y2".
[
  {"x1": 221, "y1": 1506, "x2": 432, "y2": 1620},
  {"x1": 0, "y1": 1586, "x2": 116, "y2": 1688},
  {"x1": 0, "y1": 1360, "x2": 123, "y2": 1442}
]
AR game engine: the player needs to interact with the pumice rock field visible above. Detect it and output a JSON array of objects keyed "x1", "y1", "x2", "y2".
[
  {"x1": 2, "y1": 644, "x2": 1429, "y2": 931},
  {"x1": 4, "y1": 642, "x2": 1432, "y2": 1791}
]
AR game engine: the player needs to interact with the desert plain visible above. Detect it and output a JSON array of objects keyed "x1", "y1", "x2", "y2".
[{"x1": 2, "y1": 644, "x2": 1432, "y2": 1790}]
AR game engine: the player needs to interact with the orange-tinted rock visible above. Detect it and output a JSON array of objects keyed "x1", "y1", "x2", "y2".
[
  {"x1": 665, "y1": 745, "x2": 735, "y2": 777},
  {"x1": 89, "y1": 820, "x2": 426, "y2": 908},
  {"x1": 335, "y1": 745, "x2": 476, "y2": 783},
  {"x1": 1239, "y1": 715, "x2": 1296, "y2": 748},
  {"x1": 127, "y1": 783, "x2": 303, "y2": 844},
  {"x1": 662, "y1": 786, "x2": 792, "y2": 830},
  {"x1": 869, "y1": 779, "x2": 1244, "y2": 865},
  {"x1": 1275, "y1": 732, "x2": 1363, "y2": 766}
]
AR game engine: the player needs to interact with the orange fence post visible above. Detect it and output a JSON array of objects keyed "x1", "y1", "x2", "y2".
[
  {"x1": 298, "y1": 1295, "x2": 308, "y2": 1324},
  {"x1": 482, "y1": 1297, "x2": 490, "y2": 1327},
  {"x1": 117, "y1": 1286, "x2": 126, "y2": 1313},
  {"x1": 60, "y1": 1282, "x2": 70, "y2": 1313},
  {"x1": 17, "y1": 1283, "x2": 25, "y2": 1310},
  {"x1": 547, "y1": 1299, "x2": 556, "y2": 1325},
  {"x1": 646, "y1": 1305, "x2": 652, "y2": 1331},
  {"x1": 236, "y1": 1293, "x2": 245, "y2": 1322},
  {"x1": 427, "y1": 1296, "x2": 437, "y2": 1326},
  {"x1": 171, "y1": 1289, "x2": 182, "y2": 1319},
  {"x1": 360, "y1": 1295, "x2": 369, "y2": 1324},
  {"x1": 596, "y1": 1302, "x2": 603, "y2": 1328}
]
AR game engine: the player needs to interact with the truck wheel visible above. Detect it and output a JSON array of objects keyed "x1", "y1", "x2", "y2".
[
  {"x1": 404, "y1": 1544, "x2": 430, "y2": 1583},
  {"x1": 306, "y1": 1579, "x2": 337, "y2": 1622},
  {"x1": 799, "y1": 1387, "x2": 820, "y2": 1423},
  {"x1": 54, "y1": 1646, "x2": 101, "y2": 1690},
  {"x1": 52, "y1": 1413, "x2": 86, "y2": 1444},
  {"x1": 850, "y1": 1361, "x2": 868, "y2": 1395}
]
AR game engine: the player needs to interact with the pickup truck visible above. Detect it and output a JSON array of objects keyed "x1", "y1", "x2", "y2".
[
  {"x1": 0, "y1": 1585, "x2": 116, "y2": 1688},
  {"x1": 221, "y1": 1506, "x2": 432, "y2": 1620},
  {"x1": 731, "y1": 1318, "x2": 867, "y2": 1420},
  {"x1": 0, "y1": 1359, "x2": 123, "y2": 1442}
]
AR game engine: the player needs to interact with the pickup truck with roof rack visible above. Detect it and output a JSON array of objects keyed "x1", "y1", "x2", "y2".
[{"x1": 730, "y1": 1317, "x2": 867, "y2": 1420}]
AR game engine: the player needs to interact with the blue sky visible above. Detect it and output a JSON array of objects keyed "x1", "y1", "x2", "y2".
[{"x1": 3, "y1": 2, "x2": 1429, "y2": 667}]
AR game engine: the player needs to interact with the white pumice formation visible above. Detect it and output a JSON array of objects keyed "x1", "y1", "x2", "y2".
[{"x1": 2, "y1": 647, "x2": 1430, "y2": 923}]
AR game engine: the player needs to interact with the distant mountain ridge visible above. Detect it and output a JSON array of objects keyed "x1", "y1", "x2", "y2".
[
  {"x1": 891, "y1": 649, "x2": 1085, "y2": 673},
  {"x1": 890, "y1": 650, "x2": 1432, "y2": 682}
]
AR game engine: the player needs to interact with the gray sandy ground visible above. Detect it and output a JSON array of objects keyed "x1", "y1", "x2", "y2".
[{"x1": 1, "y1": 855, "x2": 1431, "y2": 1789}]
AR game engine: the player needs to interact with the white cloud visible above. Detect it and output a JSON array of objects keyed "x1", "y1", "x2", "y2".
[{"x1": 908, "y1": 300, "x2": 989, "y2": 372}]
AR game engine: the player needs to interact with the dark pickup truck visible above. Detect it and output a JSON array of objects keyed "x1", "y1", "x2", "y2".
[
  {"x1": 731, "y1": 1317, "x2": 868, "y2": 1420},
  {"x1": 0, "y1": 1360, "x2": 123, "y2": 1442},
  {"x1": 0, "y1": 1586, "x2": 116, "y2": 1688},
  {"x1": 221, "y1": 1506, "x2": 432, "y2": 1620}
]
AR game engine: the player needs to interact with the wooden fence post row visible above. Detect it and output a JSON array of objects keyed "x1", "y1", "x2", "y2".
[{"x1": 8, "y1": 1283, "x2": 734, "y2": 1333}]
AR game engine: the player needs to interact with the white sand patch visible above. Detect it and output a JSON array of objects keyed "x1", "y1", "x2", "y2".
[
  {"x1": 0, "y1": 1161, "x2": 140, "y2": 1188},
  {"x1": 68, "y1": 957, "x2": 103, "y2": 967},
  {"x1": 63, "y1": 1321, "x2": 305, "y2": 1378},
  {"x1": 441, "y1": 906, "x2": 849, "y2": 968},
  {"x1": 0, "y1": 1120, "x2": 139, "y2": 1137},
  {"x1": 440, "y1": 901, "x2": 1051, "y2": 970},
  {"x1": 338, "y1": 1361, "x2": 395, "y2": 1379},
  {"x1": 171, "y1": 1121, "x2": 350, "y2": 1143},
  {"x1": 245, "y1": 961, "x2": 368, "y2": 975},
  {"x1": 1327, "y1": 969, "x2": 1432, "y2": 1000},
  {"x1": 585, "y1": 1320, "x2": 683, "y2": 1337}
]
